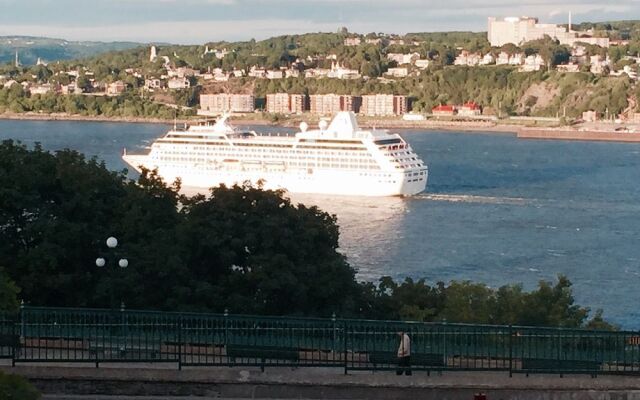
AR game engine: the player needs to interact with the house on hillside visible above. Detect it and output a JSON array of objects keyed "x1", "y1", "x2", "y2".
[
  {"x1": 432, "y1": 104, "x2": 456, "y2": 116},
  {"x1": 29, "y1": 84, "x2": 54, "y2": 95},
  {"x1": 557, "y1": 63, "x2": 580, "y2": 73},
  {"x1": 454, "y1": 51, "x2": 481, "y2": 66},
  {"x1": 590, "y1": 55, "x2": 611, "y2": 74},
  {"x1": 414, "y1": 59, "x2": 430, "y2": 69},
  {"x1": 106, "y1": 81, "x2": 127, "y2": 95},
  {"x1": 480, "y1": 53, "x2": 495, "y2": 65},
  {"x1": 509, "y1": 53, "x2": 525, "y2": 65},
  {"x1": 145, "y1": 78, "x2": 166, "y2": 91},
  {"x1": 266, "y1": 70, "x2": 284, "y2": 79},
  {"x1": 496, "y1": 52, "x2": 510, "y2": 65},
  {"x1": 3, "y1": 80, "x2": 19, "y2": 89},
  {"x1": 458, "y1": 102, "x2": 482, "y2": 117},
  {"x1": 582, "y1": 110, "x2": 598, "y2": 122},
  {"x1": 168, "y1": 77, "x2": 190, "y2": 90},
  {"x1": 386, "y1": 67, "x2": 409, "y2": 78},
  {"x1": 344, "y1": 37, "x2": 362, "y2": 46},
  {"x1": 521, "y1": 54, "x2": 545, "y2": 72}
]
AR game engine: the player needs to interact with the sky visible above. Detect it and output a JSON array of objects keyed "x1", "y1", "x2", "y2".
[{"x1": 0, "y1": 0, "x2": 639, "y2": 44}]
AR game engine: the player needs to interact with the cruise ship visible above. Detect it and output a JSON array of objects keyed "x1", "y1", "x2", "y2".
[{"x1": 122, "y1": 112, "x2": 427, "y2": 196}]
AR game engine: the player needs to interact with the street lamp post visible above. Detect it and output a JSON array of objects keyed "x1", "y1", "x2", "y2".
[{"x1": 96, "y1": 236, "x2": 128, "y2": 309}]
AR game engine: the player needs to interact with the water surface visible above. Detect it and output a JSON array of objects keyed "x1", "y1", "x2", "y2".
[{"x1": 2, "y1": 120, "x2": 639, "y2": 327}]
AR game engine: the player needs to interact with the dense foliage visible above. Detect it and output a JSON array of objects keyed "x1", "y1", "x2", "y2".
[
  {"x1": 0, "y1": 140, "x2": 359, "y2": 315},
  {"x1": 358, "y1": 276, "x2": 614, "y2": 329},
  {"x1": 0, "y1": 371, "x2": 40, "y2": 400},
  {"x1": 0, "y1": 141, "x2": 616, "y2": 328},
  {"x1": 0, "y1": 268, "x2": 19, "y2": 312},
  {"x1": 0, "y1": 86, "x2": 187, "y2": 118}
]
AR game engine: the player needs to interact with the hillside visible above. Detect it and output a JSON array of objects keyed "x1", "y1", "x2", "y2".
[
  {"x1": 0, "y1": 36, "x2": 145, "y2": 65},
  {"x1": 0, "y1": 28, "x2": 638, "y2": 121}
]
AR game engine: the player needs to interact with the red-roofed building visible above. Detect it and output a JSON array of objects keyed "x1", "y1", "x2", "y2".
[
  {"x1": 432, "y1": 104, "x2": 456, "y2": 116},
  {"x1": 458, "y1": 102, "x2": 482, "y2": 117}
]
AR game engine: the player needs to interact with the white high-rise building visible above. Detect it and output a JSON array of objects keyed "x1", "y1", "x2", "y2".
[
  {"x1": 150, "y1": 46, "x2": 158, "y2": 62},
  {"x1": 488, "y1": 16, "x2": 574, "y2": 47}
]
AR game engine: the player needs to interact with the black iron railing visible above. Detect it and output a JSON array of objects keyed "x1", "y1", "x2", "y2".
[{"x1": 1, "y1": 306, "x2": 638, "y2": 375}]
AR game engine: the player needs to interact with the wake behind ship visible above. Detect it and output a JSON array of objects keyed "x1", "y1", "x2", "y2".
[{"x1": 123, "y1": 112, "x2": 428, "y2": 196}]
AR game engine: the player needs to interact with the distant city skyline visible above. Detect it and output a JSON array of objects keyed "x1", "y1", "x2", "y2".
[{"x1": 0, "y1": 0, "x2": 639, "y2": 44}]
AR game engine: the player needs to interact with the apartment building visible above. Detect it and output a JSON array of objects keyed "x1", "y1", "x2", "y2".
[
  {"x1": 360, "y1": 95, "x2": 408, "y2": 116},
  {"x1": 200, "y1": 94, "x2": 255, "y2": 114},
  {"x1": 266, "y1": 93, "x2": 308, "y2": 114},
  {"x1": 309, "y1": 94, "x2": 361, "y2": 115}
]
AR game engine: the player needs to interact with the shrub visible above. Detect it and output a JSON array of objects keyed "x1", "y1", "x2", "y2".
[{"x1": 0, "y1": 371, "x2": 40, "y2": 400}]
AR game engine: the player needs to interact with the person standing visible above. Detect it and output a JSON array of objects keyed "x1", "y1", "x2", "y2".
[{"x1": 396, "y1": 331, "x2": 412, "y2": 375}]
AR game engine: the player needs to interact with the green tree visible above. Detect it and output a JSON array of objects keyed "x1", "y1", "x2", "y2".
[
  {"x1": 519, "y1": 275, "x2": 589, "y2": 327},
  {"x1": 0, "y1": 142, "x2": 360, "y2": 316},
  {"x1": 440, "y1": 281, "x2": 495, "y2": 323},
  {"x1": 76, "y1": 74, "x2": 92, "y2": 92},
  {"x1": 0, "y1": 268, "x2": 19, "y2": 312}
]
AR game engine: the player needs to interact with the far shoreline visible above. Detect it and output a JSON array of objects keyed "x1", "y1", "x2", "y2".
[
  {"x1": 0, "y1": 111, "x2": 521, "y2": 134},
  {"x1": 4, "y1": 112, "x2": 640, "y2": 143}
]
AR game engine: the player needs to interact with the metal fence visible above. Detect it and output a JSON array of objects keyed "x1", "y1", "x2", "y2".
[{"x1": 1, "y1": 306, "x2": 639, "y2": 375}]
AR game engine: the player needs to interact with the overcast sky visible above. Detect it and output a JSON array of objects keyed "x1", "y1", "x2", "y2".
[{"x1": 0, "y1": 0, "x2": 638, "y2": 44}]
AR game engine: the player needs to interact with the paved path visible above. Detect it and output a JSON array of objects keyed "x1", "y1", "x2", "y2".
[{"x1": 5, "y1": 364, "x2": 640, "y2": 399}]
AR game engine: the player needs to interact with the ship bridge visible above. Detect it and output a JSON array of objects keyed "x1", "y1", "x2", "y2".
[{"x1": 295, "y1": 111, "x2": 392, "y2": 142}]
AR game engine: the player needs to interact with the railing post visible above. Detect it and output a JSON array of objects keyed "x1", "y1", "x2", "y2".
[
  {"x1": 331, "y1": 313, "x2": 336, "y2": 355},
  {"x1": 178, "y1": 316, "x2": 183, "y2": 371},
  {"x1": 13, "y1": 300, "x2": 25, "y2": 367},
  {"x1": 508, "y1": 325, "x2": 513, "y2": 378},
  {"x1": 343, "y1": 319, "x2": 348, "y2": 375},
  {"x1": 224, "y1": 309, "x2": 229, "y2": 350},
  {"x1": 557, "y1": 330, "x2": 562, "y2": 378},
  {"x1": 442, "y1": 319, "x2": 447, "y2": 369},
  {"x1": 119, "y1": 302, "x2": 126, "y2": 357}
]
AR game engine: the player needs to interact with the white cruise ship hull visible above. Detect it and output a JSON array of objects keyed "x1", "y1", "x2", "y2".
[
  {"x1": 123, "y1": 155, "x2": 427, "y2": 197},
  {"x1": 123, "y1": 112, "x2": 429, "y2": 197}
]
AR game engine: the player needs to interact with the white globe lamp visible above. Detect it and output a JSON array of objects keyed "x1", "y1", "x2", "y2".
[{"x1": 106, "y1": 237, "x2": 118, "y2": 248}]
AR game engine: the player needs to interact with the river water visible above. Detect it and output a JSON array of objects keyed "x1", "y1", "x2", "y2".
[{"x1": 2, "y1": 119, "x2": 640, "y2": 328}]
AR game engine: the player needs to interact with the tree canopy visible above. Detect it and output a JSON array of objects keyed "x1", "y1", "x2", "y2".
[
  {"x1": 0, "y1": 268, "x2": 19, "y2": 312},
  {"x1": 357, "y1": 275, "x2": 613, "y2": 329},
  {"x1": 0, "y1": 140, "x2": 359, "y2": 316}
]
